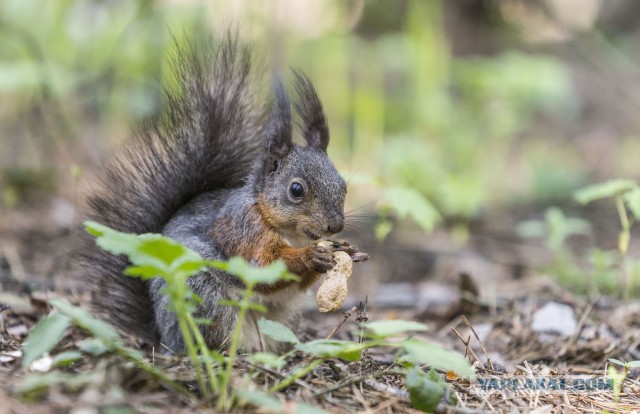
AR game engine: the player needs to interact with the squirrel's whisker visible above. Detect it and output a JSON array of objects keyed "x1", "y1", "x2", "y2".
[
  {"x1": 345, "y1": 215, "x2": 376, "y2": 224},
  {"x1": 344, "y1": 198, "x2": 382, "y2": 215}
]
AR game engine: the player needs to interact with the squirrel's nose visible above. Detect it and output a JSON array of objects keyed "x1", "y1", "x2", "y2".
[{"x1": 327, "y1": 213, "x2": 344, "y2": 234}]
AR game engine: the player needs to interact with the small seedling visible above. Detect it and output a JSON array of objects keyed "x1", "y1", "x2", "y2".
[
  {"x1": 575, "y1": 180, "x2": 640, "y2": 298},
  {"x1": 607, "y1": 358, "x2": 640, "y2": 411},
  {"x1": 517, "y1": 207, "x2": 590, "y2": 289}
]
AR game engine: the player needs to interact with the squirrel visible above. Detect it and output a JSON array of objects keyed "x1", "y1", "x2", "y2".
[{"x1": 80, "y1": 36, "x2": 347, "y2": 353}]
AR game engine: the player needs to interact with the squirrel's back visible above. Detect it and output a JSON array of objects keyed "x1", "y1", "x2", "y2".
[{"x1": 80, "y1": 35, "x2": 265, "y2": 342}]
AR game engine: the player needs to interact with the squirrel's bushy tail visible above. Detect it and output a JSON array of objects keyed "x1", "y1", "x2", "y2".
[{"x1": 81, "y1": 35, "x2": 264, "y2": 342}]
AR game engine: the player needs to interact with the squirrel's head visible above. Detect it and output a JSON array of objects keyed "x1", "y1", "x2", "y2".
[{"x1": 255, "y1": 72, "x2": 346, "y2": 244}]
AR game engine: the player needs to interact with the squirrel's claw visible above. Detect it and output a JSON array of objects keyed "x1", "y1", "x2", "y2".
[
  {"x1": 310, "y1": 245, "x2": 335, "y2": 273},
  {"x1": 323, "y1": 239, "x2": 369, "y2": 262}
]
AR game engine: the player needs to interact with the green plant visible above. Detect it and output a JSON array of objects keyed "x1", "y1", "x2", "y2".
[
  {"x1": 21, "y1": 222, "x2": 474, "y2": 413},
  {"x1": 19, "y1": 298, "x2": 185, "y2": 400},
  {"x1": 244, "y1": 318, "x2": 472, "y2": 412},
  {"x1": 607, "y1": 358, "x2": 640, "y2": 411},
  {"x1": 85, "y1": 221, "x2": 297, "y2": 410},
  {"x1": 517, "y1": 180, "x2": 640, "y2": 297},
  {"x1": 575, "y1": 179, "x2": 640, "y2": 298},
  {"x1": 517, "y1": 207, "x2": 591, "y2": 289}
]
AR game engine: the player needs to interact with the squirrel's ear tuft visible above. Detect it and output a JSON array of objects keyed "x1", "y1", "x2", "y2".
[
  {"x1": 293, "y1": 70, "x2": 329, "y2": 152},
  {"x1": 266, "y1": 75, "x2": 293, "y2": 158}
]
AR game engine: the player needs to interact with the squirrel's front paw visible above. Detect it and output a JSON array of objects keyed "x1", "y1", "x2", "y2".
[{"x1": 309, "y1": 245, "x2": 335, "y2": 273}]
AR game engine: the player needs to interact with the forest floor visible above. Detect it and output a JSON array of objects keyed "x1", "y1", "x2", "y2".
[{"x1": 1, "y1": 202, "x2": 640, "y2": 413}]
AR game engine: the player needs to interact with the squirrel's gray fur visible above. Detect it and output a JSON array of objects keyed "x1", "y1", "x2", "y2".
[{"x1": 80, "y1": 34, "x2": 346, "y2": 352}]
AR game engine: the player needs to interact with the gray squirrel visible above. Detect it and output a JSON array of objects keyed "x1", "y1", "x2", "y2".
[{"x1": 81, "y1": 35, "x2": 349, "y2": 353}]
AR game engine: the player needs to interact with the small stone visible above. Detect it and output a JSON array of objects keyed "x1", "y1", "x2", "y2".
[
  {"x1": 531, "y1": 302, "x2": 577, "y2": 336},
  {"x1": 30, "y1": 354, "x2": 53, "y2": 372}
]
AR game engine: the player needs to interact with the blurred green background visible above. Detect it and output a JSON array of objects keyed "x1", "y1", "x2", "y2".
[{"x1": 3, "y1": 0, "x2": 640, "y2": 294}]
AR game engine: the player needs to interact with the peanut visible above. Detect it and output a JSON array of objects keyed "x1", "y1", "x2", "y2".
[{"x1": 315, "y1": 251, "x2": 352, "y2": 313}]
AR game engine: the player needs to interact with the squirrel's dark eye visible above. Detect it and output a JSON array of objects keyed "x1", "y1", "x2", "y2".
[{"x1": 289, "y1": 182, "x2": 304, "y2": 198}]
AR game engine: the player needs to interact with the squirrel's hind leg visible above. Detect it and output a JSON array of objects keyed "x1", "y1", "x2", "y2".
[{"x1": 148, "y1": 270, "x2": 244, "y2": 353}]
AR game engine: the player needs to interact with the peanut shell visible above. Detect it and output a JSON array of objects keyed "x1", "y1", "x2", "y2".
[{"x1": 316, "y1": 251, "x2": 352, "y2": 313}]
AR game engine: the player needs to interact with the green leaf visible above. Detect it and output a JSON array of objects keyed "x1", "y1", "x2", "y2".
[
  {"x1": 402, "y1": 338, "x2": 474, "y2": 378},
  {"x1": 623, "y1": 187, "x2": 640, "y2": 220},
  {"x1": 627, "y1": 360, "x2": 640, "y2": 368},
  {"x1": 123, "y1": 349, "x2": 145, "y2": 361},
  {"x1": 383, "y1": 187, "x2": 441, "y2": 232},
  {"x1": 396, "y1": 354, "x2": 418, "y2": 369},
  {"x1": 139, "y1": 236, "x2": 208, "y2": 278},
  {"x1": 85, "y1": 221, "x2": 209, "y2": 282},
  {"x1": 406, "y1": 367, "x2": 445, "y2": 413},
  {"x1": 608, "y1": 358, "x2": 626, "y2": 367},
  {"x1": 258, "y1": 318, "x2": 300, "y2": 344},
  {"x1": 50, "y1": 299, "x2": 121, "y2": 344},
  {"x1": 515, "y1": 220, "x2": 546, "y2": 239},
  {"x1": 574, "y1": 180, "x2": 637, "y2": 204},
  {"x1": 136, "y1": 236, "x2": 193, "y2": 266},
  {"x1": 171, "y1": 259, "x2": 210, "y2": 280},
  {"x1": 21, "y1": 312, "x2": 71, "y2": 368},
  {"x1": 85, "y1": 221, "x2": 142, "y2": 256},
  {"x1": 16, "y1": 371, "x2": 101, "y2": 397},
  {"x1": 124, "y1": 265, "x2": 164, "y2": 279},
  {"x1": 226, "y1": 257, "x2": 298, "y2": 285},
  {"x1": 103, "y1": 407, "x2": 134, "y2": 414},
  {"x1": 375, "y1": 218, "x2": 393, "y2": 241},
  {"x1": 77, "y1": 338, "x2": 111, "y2": 356},
  {"x1": 296, "y1": 339, "x2": 363, "y2": 361},
  {"x1": 51, "y1": 351, "x2": 83, "y2": 367},
  {"x1": 362, "y1": 320, "x2": 428, "y2": 338},
  {"x1": 246, "y1": 352, "x2": 285, "y2": 370},
  {"x1": 428, "y1": 368, "x2": 456, "y2": 404},
  {"x1": 543, "y1": 207, "x2": 591, "y2": 251}
]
